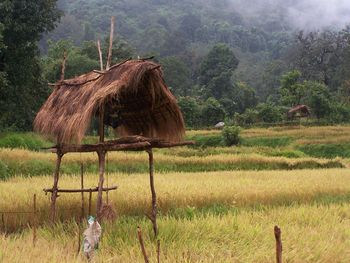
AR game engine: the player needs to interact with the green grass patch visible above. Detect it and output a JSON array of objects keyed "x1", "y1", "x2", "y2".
[
  {"x1": 298, "y1": 144, "x2": 350, "y2": 158},
  {"x1": 187, "y1": 134, "x2": 224, "y2": 147},
  {"x1": 0, "y1": 132, "x2": 52, "y2": 151}
]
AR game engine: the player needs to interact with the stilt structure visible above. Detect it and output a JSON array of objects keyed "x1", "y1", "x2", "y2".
[{"x1": 34, "y1": 49, "x2": 193, "y2": 232}]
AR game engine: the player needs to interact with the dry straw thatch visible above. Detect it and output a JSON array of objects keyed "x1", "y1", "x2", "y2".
[{"x1": 34, "y1": 59, "x2": 185, "y2": 144}]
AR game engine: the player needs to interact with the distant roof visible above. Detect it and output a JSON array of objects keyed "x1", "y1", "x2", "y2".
[
  {"x1": 34, "y1": 59, "x2": 185, "y2": 144},
  {"x1": 287, "y1": 104, "x2": 310, "y2": 117}
]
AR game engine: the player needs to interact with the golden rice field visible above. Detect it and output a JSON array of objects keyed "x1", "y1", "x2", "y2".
[
  {"x1": 1, "y1": 125, "x2": 350, "y2": 262},
  {"x1": 1, "y1": 169, "x2": 350, "y2": 262}
]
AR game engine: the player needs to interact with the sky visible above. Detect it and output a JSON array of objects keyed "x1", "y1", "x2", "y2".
[{"x1": 231, "y1": 0, "x2": 350, "y2": 30}]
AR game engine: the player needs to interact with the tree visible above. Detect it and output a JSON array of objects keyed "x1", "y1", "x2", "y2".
[
  {"x1": 304, "y1": 81, "x2": 331, "y2": 119},
  {"x1": 201, "y1": 97, "x2": 226, "y2": 127},
  {"x1": 178, "y1": 96, "x2": 201, "y2": 128},
  {"x1": 0, "y1": 0, "x2": 61, "y2": 131},
  {"x1": 199, "y1": 44, "x2": 239, "y2": 100},
  {"x1": 280, "y1": 70, "x2": 306, "y2": 107},
  {"x1": 160, "y1": 56, "x2": 192, "y2": 96},
  {"x1": 256, "y1": 103, "x2": 284, "y2": 123}
]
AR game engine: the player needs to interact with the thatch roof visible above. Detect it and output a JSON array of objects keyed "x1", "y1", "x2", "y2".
[
  {"x1": 34, "y1": 59, "x2": 185, "y2": 144},
  {"x1": 287, "y1": 104, "x2": 310, "y2": 118}
]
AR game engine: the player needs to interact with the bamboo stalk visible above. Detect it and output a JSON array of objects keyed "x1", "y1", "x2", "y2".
[
  {"x1": 137, "y1": 226, "x2": 149, "y2": 263},
  {"x1": 43, "y1": 186, "x2": 117, "y2": 193},
  {"x1": 88, "y1": 190, "x2": 92, "y2": 216},
  {"x1": 81, "y1": 163, "x2": 85, "y2": 221},
  {"x1": 97, "y1": 38, "x2": 104, "y2": 71},
  {"x1": 97, "y1": 150, "x2": 106, "y2": 218},
  {"x1": 106, "y1": 16, "x2": 115, "y2": 70},
  {"x1": 60, "y1": 51, "x2": 67, "y2": 82}
]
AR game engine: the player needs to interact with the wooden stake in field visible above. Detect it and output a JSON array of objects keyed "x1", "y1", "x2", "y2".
[
  {"x1": 137, "y1": 226, "x2": 149, "y2": 263},
  {"x1": 274, "y1": 225, "x2": 282, "y2": 263},
  {"x1": 32, "y1": 194, "x2": 37, "y2": 246},
  {"x1": 157, "y1": 240, "x2": 160, "y2": 263}
]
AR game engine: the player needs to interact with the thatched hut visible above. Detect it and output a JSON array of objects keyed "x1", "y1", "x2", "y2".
[
  {"x1": 34, "y1": 59, "x2": 192, "y2": 232},
  {"x1": 287, "y1": 104, "x2": 310, "y2": 119},
  {"x1": 34, "y1": 59, "x2": 185, "y2": 144}
]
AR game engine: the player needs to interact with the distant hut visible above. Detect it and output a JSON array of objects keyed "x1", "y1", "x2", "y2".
[
  {"x1": 287, "y1": 104, "x2": 310, "y2": 120},
  {"x1": 34, "y1": 59, "x2": 193, "y2": 235}
]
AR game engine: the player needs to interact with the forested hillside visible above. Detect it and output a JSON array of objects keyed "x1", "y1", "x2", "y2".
[{"x1": 2, "y1": 0, "x2": 350, "y2": 131}]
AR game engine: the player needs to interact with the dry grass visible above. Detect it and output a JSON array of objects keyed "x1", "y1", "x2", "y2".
[
  {"x1": 242, "y1": 125, "x2": 350, "y2": 139},
  {"x1": 1, "y1": 168, "x2": 350, "y2": 229},
  {"x1": 2, "y1": 203, "x2": 350, "y2": 262}
]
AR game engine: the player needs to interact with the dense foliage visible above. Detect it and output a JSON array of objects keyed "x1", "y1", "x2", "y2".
[{"x1": 1, "y1": 0, "x2": 350, "y2": 131}]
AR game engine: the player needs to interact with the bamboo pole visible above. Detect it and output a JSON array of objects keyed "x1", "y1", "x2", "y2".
[
  {"x1": 147, "y1": 149, "x2": 158, "y2": 237},
  {"x1": 137, "y1": 226, "x2": 149, "y2": 263},
  {"x1": 51, "y1": 152, "x2": 63, "y2": 222},
  {"x1": 81, "y1": 163, "x2": 85, "y2": 221},
  {"x1": 274, "y1": 225, "x2": 282, "y2": 263},
  {"x1": 106, "y1": 16, "x2": 115, "y2": 70},
  {"x1": 97, "y1": 38, "x2": 104, "y2": 71},
  {"x1": 88, "y1": 190, "x2": 92, "y2": 215},
  {"x1": 33, "y1": 194, "x2": 37, "y2": 246},
  {"x1": 60, "y1": 51, "x2": 67, "y2": 82},
  {"x1": 97, "y1": 150, "x2": 106, "y2": 218}
]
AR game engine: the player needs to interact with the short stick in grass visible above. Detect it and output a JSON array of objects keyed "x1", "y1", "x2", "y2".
[
  {"x1": 274, "y1": 225, "x2": 282, "y2": 263},
  {"x1": 137, "y1": 226, "x2": 149, "y2": 263},
  {"x1": 32, "y1": 194, "x2": 37, "y2": 247},
  {"x1": 157, "y1": 240, "x2": 160, "y2": 263}
]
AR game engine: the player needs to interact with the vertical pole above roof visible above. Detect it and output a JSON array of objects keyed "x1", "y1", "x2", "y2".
[
  {"x1": 60, "y1": 51, "x2": 67, "y2": 82},
  {"x1": 106, "y1": 16, "x2": 115, "y2": 70},
  {"x1": 97, "y1": 38, "x2": 104, "y2": 71}
]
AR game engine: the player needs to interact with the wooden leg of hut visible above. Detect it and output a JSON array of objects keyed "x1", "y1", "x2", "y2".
[
  {"x1": 147, "y1": 149, "x2": 158, "y2": 237},
  {"x1": 51, "y1": 152, "x2": 63, "y2": 222},
  {"x1": 97, "y1": 150, "x2": 106, "y2": 219}
]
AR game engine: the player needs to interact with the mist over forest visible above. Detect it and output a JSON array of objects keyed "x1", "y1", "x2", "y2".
[{"x1": 1, "y1": 0, "x2": 350, "y2": 130}]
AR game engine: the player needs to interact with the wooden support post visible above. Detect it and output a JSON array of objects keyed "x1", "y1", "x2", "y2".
[
  {"x1": 106, "y1": 16, "x2": 115, "y2": 70},
  {"x1": 33, "y1": 194, "x2": 37, "y2": 246},
  {"x1": 51, "y1": 152, "x2": 63, "y2": 222},
  {"x1": 274, "y1": 225, "x2": 282, "y2": 263},
  {"x1": 147, "y1": 149, "x2": 158, "y2": 237},
  {"x1": 88, "y1": 190, "x2": 92, "y2": 216},
  {"x1": 99, "y1": 105, "x2": 105, "y2": 143},
  {"x1": 97, "y1": 38, "x2": 104, "y2": 71},
  {"x1": 97, "y1": 150, "x2": 106, "y2": 218},
  {"x1": 77, "y1": 223, "x2": 81, "y2": 255},
  {"x1": 137, "y1": 226, "x2": 149, "y2": 263},
  {"x1": 81, "y1": 163, "x2": 85, "y2": 221}
]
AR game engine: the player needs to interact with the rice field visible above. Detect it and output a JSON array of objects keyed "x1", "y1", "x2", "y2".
[{"x1": 1, "y1": 125, "x2": 350, "y2": 262}]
